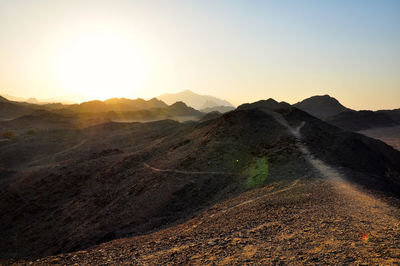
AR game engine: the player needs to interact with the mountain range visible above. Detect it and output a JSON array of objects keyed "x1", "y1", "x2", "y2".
[{"x1": 158, "y1": 90, "x2": 234, "y2": 110}]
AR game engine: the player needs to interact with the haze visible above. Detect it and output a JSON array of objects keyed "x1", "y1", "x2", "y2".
[{"x1": 0, "y1": 0, "x2": 399, "y2": 110}]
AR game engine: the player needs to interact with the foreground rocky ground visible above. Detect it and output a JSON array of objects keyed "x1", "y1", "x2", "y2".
[{"x1": 6, "y1": 177, "x2": 399, "y2": 265}]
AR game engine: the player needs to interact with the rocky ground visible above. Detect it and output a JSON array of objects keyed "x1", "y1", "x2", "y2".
[{"x1": 6, "y1": 177, "x2": 400, "y2": 265}]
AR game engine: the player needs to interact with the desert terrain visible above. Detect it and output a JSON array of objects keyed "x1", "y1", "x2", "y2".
[
  {"x1": 1, "y1": 95, "x2": 400, "y2": 264},
  {"x1": 2, "y1": 0, "x2": 400, "y2": 263}
]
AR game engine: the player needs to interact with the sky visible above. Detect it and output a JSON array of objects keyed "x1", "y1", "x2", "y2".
[{"x1": 0, "y1": 0, "x2": 399, "y2": 110}]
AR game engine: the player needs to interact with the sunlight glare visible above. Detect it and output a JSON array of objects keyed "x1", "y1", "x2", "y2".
[{"x1": 55, "y1": 31, "x2": 149, "y2": 100}]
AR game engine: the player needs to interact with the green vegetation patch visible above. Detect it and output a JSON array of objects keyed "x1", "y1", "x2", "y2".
[{"x1": 246, "y1": 157, "x2": 269, "y2": 189}]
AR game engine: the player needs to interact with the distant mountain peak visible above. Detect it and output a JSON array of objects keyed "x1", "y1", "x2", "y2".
[
  {"x1": 158, "y1": 90, "x2": 234, "y2": 110},
  {"x1": 294, "y1": 95, "x2": 351, "y2": 120}
]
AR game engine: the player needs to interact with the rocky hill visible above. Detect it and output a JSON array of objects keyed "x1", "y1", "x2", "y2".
[
  {"x1": 1, "y1": 99, "x2": 399, "y2": 262},
  {"x1": 238, "y1": 98, "x2": 291, "y2": 112}
]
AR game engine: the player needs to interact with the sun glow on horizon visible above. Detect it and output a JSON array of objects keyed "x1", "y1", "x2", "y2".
[
  {"x1": 1, "y1": 1, "x2": 399, "y2": 109},
  {"x1": 54, "y1": 31, "x2": 149, "y2": 100}
]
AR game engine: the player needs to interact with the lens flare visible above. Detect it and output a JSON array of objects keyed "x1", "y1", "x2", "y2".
[
  {"x1": 361, "y1": 233, "x2": 370, "y2": 243},
  {"x1": 245, "y1": 157, "x2": 269, "y2": 189}
]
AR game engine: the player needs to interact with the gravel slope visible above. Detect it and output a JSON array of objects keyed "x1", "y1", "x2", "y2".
[{"x1": 10, "y1": 177, "x2": 400, "y2": 265}]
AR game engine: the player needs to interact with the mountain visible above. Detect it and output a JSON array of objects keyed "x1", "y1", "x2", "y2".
[
  {"x1": 1, "y1": 98, "x2": 399, "y2": 262},
  {"x1": 294, "y1": 95, "x2": 352, "y2": 120},
  {"x1": 158, "y1": 90, "x2": 234, "y2": 109}
]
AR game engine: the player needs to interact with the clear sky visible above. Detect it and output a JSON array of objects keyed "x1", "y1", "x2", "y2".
[{"x1": 0, "y1": 0, "x2": 399, "y2": 109}]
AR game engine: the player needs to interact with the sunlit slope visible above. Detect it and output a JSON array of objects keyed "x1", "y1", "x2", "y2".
[{"x1": 24, "y1": 178, "x2": 400, "y2": 265}]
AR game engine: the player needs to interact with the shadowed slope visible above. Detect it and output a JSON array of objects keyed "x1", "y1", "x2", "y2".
[{"x1": 0, "y1": 109, "x2": 306, "y2": 259}]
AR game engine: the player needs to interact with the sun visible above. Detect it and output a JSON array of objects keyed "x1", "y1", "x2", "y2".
[{"x1": 54, "y1": 31, "x2": 149, "y2": 100}]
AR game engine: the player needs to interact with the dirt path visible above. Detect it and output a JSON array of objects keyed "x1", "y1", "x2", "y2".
[{"x1": 143, "y1": 162, "x2": 239, "y2": 176}]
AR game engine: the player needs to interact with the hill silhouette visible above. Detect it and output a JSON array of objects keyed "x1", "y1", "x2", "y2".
[
  {"x1": 238, "y1": 98, "x2": 291, "y2": 112},
  {"x1": 294, "y1": 95, "x2": 352, "y2": 119},
  {"x1": 106, "y1": 101, "x2": 203, "y2": 122},
  {"x1": 0, "y1": 97, "x2": 204, "y2": 135},
  {"x1": 66, "y1": 97, "x2": 168, "y2": 113}
]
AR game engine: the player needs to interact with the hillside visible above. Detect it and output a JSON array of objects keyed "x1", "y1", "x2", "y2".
[
  {"x1": 1, "y1": 99, "x2": 400, "y2": 263},
  {"x1": 19, "y1": 178, "x2": 400, "y2": 265},
  {"x1": 107, "y1": 101, "x2": 203, "y2": 122},
  {"x1": 0, "y1": 97, "x2": 42, "y2": 120}
]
